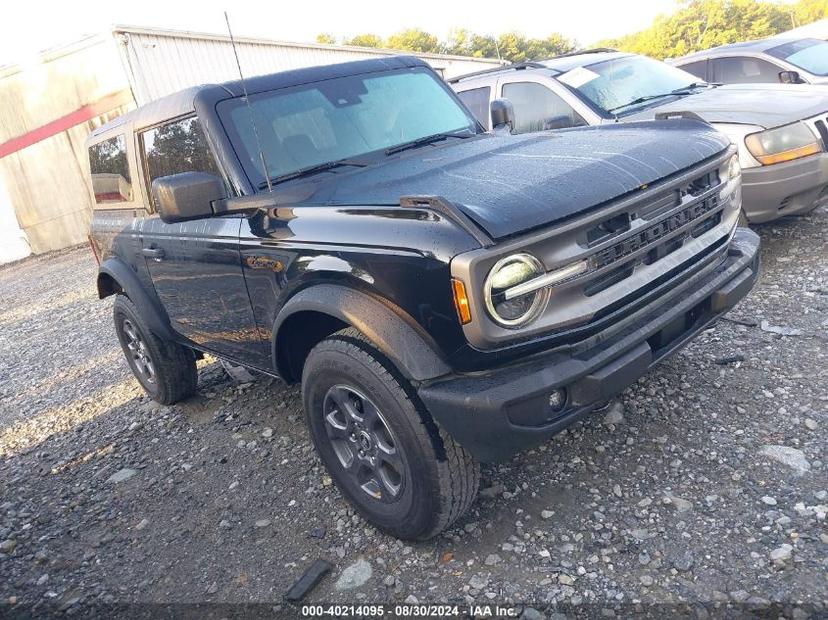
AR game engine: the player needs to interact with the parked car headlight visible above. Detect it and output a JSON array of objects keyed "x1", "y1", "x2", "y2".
[
  {"x1": 484, "y1": 254, "x2": 549, "y2": 327},
  {"x1": 745, "y1": 122, "x2": 822, "y2": 165}
]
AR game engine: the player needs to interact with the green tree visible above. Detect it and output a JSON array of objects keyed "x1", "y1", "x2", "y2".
[
  {"x1": 386, "y1": 28, "x2": 441, "y2": 53},
  {"x1": 491, "y1": 32, "x2": 576, "y2": 63},
  {"x1": 599, "y1": 0, "x2": 794, "y2": 59},
  {"x1": 345, "y1": 34, "x2": 384, "y2": 48},
  {"x1": 792, "y1": 0, "x2": 828, "y2": 25},
  {"x1": 316, "y1": 33, "x2": 336, "y2": 45}
]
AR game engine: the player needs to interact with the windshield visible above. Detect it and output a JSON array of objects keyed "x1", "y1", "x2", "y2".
[
  {"x1": 767, "y1": 39, "x2": 828, "y2": 77},
  {"x1": 563, "y1": 55, "x2": 705, "y2": 115},
  {"x1": 219, "y1": 68, "x2": 479, "y2": 188}
]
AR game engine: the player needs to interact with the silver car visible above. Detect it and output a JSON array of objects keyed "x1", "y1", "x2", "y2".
[
  {"x1": 450, "y1": 50, "x2": 828, "y2": 223},
  {"x1": 672, "y1": 38, "x2": 828, "y2": 86}
]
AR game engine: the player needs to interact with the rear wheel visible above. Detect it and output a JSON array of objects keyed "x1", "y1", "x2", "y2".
[
  {"x1": 302, "y1": 328, "x2": 479, "y2": 540},
  {"x1": 113, "y1": 295, "x2": 198, "y2": 405}
]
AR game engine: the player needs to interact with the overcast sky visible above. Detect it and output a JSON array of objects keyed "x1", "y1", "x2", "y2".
[{"x1": 0, "y1": 0, "x2": 683, "y2": 65}]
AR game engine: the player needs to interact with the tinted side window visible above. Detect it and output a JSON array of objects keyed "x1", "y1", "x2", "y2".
[
  {"x1": 712, "y1": 57, "x2": 782, "y2": 83},
  {"x1": 88, "y1": 135, "x2": 132, "y2": 204},
  {"x1": 501, "y1": 82, "x2": 587, "y2": 134},
  {"x1": 456, "y1": 87, "x2": 491, "y2": 129},
  {"x1": 140, "y1": 117, "x2": 220, "y2": 206},
  {"x1": 678, "y1": 60, "x2": 708, "y2": 81}
]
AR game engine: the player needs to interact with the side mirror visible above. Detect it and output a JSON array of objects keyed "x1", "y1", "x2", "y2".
[
  {"x1": 490, "y1": 98, "x2": 515, "y2": 133},
  {"x1": 152, "y1": 172, "x2": 226, "y2": 224},
  {"x1": 778, "y1": 70, "x2": 802, "y2": 84}
]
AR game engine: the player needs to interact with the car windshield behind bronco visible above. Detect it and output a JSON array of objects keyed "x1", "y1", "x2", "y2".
[{"x1": 220, "y1": 67, "x2": 479, "y2": 188}]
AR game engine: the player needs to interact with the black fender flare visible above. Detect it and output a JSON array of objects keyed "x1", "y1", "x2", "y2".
[
  {"x1": 272, "y1": 284, "x2": 451, "y2": 382},
  {"x1": 97, "y1": 258, "x2": 174, "y2": 340}
]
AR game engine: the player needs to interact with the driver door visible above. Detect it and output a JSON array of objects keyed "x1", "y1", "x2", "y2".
[{"x1": 137, "y1": 116, "x2": 269, "y2": 367}]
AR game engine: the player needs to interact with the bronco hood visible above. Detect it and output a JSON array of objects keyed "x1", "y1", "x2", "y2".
[
  {"x1": 627, "y1": 84, "x2": 828, "y2": 129},
  {"x1": 284, "y1": 120, "x2": 729, "y2": 240}
]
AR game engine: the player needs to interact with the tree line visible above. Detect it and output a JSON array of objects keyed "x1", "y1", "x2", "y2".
[
  {"x1": 315, "y1": 29, "x2": 576, "y2": 63},
  {"x1": 599, "y1": 0, "x2": 828, "y2": 59},
  {"x1": 316, "y1": 0, "x2": 827, "y2": 62}
]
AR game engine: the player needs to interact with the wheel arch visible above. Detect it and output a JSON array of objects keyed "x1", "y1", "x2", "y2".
[
  {"x1": 98, "y1": 258, "x2": 175, "y2": 340},
  {"x1": 273, "y1": 284, "x2": 451, "y2": 384}
]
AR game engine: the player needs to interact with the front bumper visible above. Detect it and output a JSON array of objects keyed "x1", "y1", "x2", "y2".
[
  {"x1": 418, "y1": 228, "x2": 760, "y2": 462},
  {"x1": 742, "y1": 153, "x2": 828, "y2": 223}
]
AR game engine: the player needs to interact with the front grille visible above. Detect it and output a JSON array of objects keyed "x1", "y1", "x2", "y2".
[
  {"x1": 804, "y1": 112, "x2": 828, "y2": 149},
  {"x1": 592, "y1": 194, "x2": 720, "y2": 271},
  {"x1": 577, "y1": 172, "x2": 725, "y2": 297}
]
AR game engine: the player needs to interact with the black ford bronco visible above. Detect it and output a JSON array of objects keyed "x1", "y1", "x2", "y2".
[{"x1": 87, "y1": 56, "x2": 759, "y2": 540}]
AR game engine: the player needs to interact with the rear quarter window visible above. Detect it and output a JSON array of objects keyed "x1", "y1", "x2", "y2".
[
  {"x1": 88, "y1": 135, "x2": 132, "y2": 204},
  {"x1": 677, "y1": 60, "x2": 708, "y2": 81}
]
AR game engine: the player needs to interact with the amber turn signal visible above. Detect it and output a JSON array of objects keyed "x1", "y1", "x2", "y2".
[
  {"x1": 752, "y1": 142, "x2": 821, "y2": 166},
  {"x1": 452, "y1": 278, "x2": 472, "y2": 325}
]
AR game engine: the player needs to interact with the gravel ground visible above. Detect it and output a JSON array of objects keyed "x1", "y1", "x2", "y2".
[{"x1": 1, "y1": 210, "x2": 826, "y2": 618}]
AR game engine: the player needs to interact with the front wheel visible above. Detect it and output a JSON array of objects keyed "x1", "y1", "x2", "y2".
[{"x1": 301, "y1": 328, "x2": 480, "y2": 540}]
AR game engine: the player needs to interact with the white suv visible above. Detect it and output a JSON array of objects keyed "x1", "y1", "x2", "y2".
[{"x1": 450, "y1": 50, "x2": 828, "y2": 224}]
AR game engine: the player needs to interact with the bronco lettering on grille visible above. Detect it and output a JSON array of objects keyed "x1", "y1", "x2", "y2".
[{"x1": 593, "y1": 196, "x2": 719, "y2": 270}]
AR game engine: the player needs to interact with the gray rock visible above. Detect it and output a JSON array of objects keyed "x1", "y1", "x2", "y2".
[
  {"x1": 665, "y1": 493, "x2": 693, "y2": 513},
  {"x1": 522, "y1": 607, "x2": 543, "y2": 620},
  {"x1": 760, "y1": 445, "x2": 811, "y2": 475},
  {"x1": 135, "y1": 518, "x2": 149, "y2": 530},
  {"x1": 769, "y1": 544, "x2": 793, "y2": 562},
  {"x1": 671, "y1": 550, "x2": 695, "y2": 572},
  {"x1": 603, "y1": 401, "x2": 625, "y2": 425},
  {"x1": 254, "y1": 519, "x2": 271, "y2": 528},
  {"x1": 469, "y1": 574, "x2": 489, "y2": 590},
  {"x1": 761, "y1": 496, "x2": 777, "y2": 506},
  {"x1": 640, "y1": 575, "x2": 654, "y2": 586},
  {"x1": 540, "y1": 510, "x2": 555, "y2": 520},
  {"x1": 107, "y1": 468, "x2": 137, "y2": 484},
  {"x1": 485, "y1": 553, "x2": 501, "y2": 566},
  {"x1": 0, "y1": 539, "x2": 16, "y2": 554},
  {"x1": 804, "y1": 418, "x2": 818, "y2": 430},
  {"x1": 404, "y1": 595, "x2": 419, "y2": 605},
  {"x1": 334, "y1": 559, "x2": 372, "y2": 591},
  {"x1": 759, "y1": 321, "x2": 803, "y2": 336}
]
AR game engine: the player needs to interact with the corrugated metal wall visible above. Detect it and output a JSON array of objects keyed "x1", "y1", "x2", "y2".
[
  {"x1": 115, "y1": 27, "x2": 502, "y2": 105},
  {"x1": 0, "y1": 36, "x2": 133, "y2": 254}
]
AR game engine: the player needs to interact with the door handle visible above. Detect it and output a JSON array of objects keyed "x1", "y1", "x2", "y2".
[{"x1": 142, "y1": 247, "x2": 165, "y2": 259}]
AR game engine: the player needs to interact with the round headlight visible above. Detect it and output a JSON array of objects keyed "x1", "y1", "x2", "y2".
[{"x1": 484, "y1": 254, "x2": 549, "y2": 328}]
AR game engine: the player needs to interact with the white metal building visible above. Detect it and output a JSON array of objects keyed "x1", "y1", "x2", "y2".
[
  {"x1": 0, "y1": 26, "x2": 501, "y2": 260},
  {"x1": 115, "y1": 26, "x2": 503, "y2": 105}
]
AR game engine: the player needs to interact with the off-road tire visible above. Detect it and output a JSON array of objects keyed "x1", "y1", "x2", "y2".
[
  {"x1": 113, "y1": 295, "x2": 198, "y2": 405},
  {"x1": 302, "y1": 327, "x2": 480, "y2": 540}
]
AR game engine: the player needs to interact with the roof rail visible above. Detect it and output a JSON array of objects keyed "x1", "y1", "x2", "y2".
[
  {"x1": 548, "y1": 47, "x2": 617, "y2": 59},
  {"x1": 446, "y1": 50, "x2": 618, "y2": 84},
  {"x1": 446, "y1": 61, "x2": 548, "y2": 84}
]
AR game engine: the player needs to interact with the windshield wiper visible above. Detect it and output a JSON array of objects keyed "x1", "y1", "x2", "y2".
[
  {"x1": 606, "y1": 92, "x2": 684, "y2": 114},
  {"x1": 258, "y1": 158, "x2": 367, "y2": 189},
  {"x1": 385, "y1": 130, "x2": 473, "y2": 156},
  {"x1": 606, "y1": 83, "x2": 709, "y2": 115}
]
